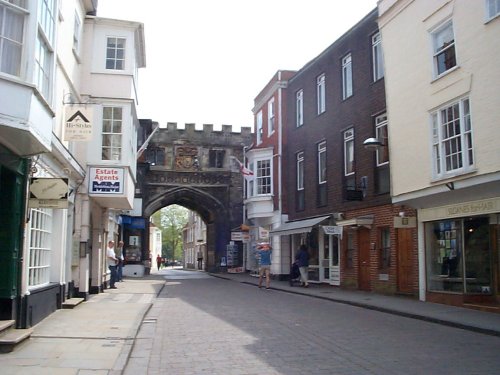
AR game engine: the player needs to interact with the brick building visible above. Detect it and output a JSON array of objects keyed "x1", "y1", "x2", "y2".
[
  {"x1": 269, "y1": 9, "x2": 418, "y2": 295},
  {"x1": 245, "y1": 70, "x2": 296, "y2": 276}
]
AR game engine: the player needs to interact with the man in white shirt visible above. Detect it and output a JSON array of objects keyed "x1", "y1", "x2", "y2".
[{"x1": 106, "y1": 240, "x2": 118, "y2": 289}]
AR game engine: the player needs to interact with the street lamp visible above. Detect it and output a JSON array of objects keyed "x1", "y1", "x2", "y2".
[{"x1": 363, "y1": 137, "x2": 384, "y2": 150}]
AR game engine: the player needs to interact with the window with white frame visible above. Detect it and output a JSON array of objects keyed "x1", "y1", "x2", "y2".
[
  {"x1": 486, "y1": 0, "x2": 500, "y2": 20},
  {"x1": 256, "y1": 110, "x2": 263, "y2": 144},
  {"x1": 296, "y1": 89, "x2": 304, "y2": 127},
  {"x1": 431, "y1": 98, "x2": 473, "y2": 178},
  {"x1": 317, "y1": 74, "x2": 326, "y2": 115},
  {"x1": 256, "y1": 159, "x2": 271, "y2": 195},
  {"x1": 106, "y1": 37, "x2": 126, "y2": 70},
  {"x1": 372, "y1": 32, "x2": 384, "y2": 81},
  {"x1": 375, "y1": 113, "x2": 389, "y2": 166},
  {"x1": 34, "y1": 34, "x2": 51, "y2": 99},
  {"x1": 102, "y1": 107, "x2": 123, "y2": 160},
  {"x1": 0, "y1": 1, "x2": 26, "y2": 77},
  {"x1": 39, "y1": 0, "x2": 55, "y2": 42},
  {"x1": 318, "y1": 141, "x2": 326, "y2": 184},
  {"x1": 28, "y1": 208, "x2": 53, "y2": 288},
  {"x1": 267, "y1": 98, "x2": 275, "y2": 135},
  {"x1": 296, "y1": 151, "x2": 305, "y2": 210},
  {"x1": 344, "y1": 128, "x2": 355, "y2": 176},
  {"x1": 342, "y1": 54, "x2": 353, "y2": 99},
  {"x1": 34, "y1": 0, "x2": 56, "y2": 100},
  {"x1": 73, "y1": 11, "x2": 81, "y2": 54},
  {"x1": 432, "y1": 21, "x2": 456, "y2": 77},
  {"x1": 297, "y1": 151, "x2": 304, "y2": 190}
]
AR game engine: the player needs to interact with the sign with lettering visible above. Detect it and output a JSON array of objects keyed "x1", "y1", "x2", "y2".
[
  {"x1": 322, "y1": 226, "x2": 343, "y2": 236},
  {"x1": 419, "y1": 198, "x2": 500, "y2": 222},
  {"x1": 89, "y1": 167, "x2": 124, "y2": 194},
  {"x1": 64, "y1": 106, "x2": 93, "y2": 141},
  {"x1": 29, "y1": 178, "x2": 69, "y2": 208}
]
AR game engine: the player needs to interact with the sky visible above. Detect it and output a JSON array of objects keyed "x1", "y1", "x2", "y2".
[{"x1": 97, "y1": 0, "x2": 379, "y2": 131}]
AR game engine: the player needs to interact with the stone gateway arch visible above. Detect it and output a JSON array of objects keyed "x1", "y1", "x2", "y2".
[{"x1": 137, "y1": 121, "x2": 252, "y2": 271}]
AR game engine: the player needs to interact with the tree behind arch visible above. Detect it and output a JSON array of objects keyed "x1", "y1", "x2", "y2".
[{"x1": 151, "y1": 205, "x2": 188, "y2": 262}]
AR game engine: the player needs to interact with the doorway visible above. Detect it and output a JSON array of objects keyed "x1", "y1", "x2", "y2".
[
  {"x1": 358, "y1": 228, "x2": 370, "y2": 291},
  {"x1": 397, "y1": 228, "x2": 413, "y2": 294}
]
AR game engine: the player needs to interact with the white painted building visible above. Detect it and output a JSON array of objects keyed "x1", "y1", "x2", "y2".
[
  {"x1": 149, "y1": 222, "x2": 162, "y2": 271},
  {"x1": 0, "y1": 0, "x2": 145, "y2": 327},
  {"x1": 378, "y1": 0, "x2": 500, "y2": 308}
]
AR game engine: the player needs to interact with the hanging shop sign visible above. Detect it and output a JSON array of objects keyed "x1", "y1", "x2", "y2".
[
  {"x1": 322, "y1": 225, "x2": 343, "y2": 237},
  {"x1": 89, "y1": 167, "x2": 124, "y2": 194},
  {"x1": 64, "y1": 106, "x2": 93, "y2": 141},
  {"x1": 29, "y1": 178, "x2": 69, "y2": 208}
]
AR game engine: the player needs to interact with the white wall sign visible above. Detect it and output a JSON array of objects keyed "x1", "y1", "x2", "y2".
[
  {"x1": 64, "y1": 106, "x2": 93, "y2": 141},
  {"x1": 89, "y1": 167, "x2": 124, "y2": 194},
  {"x1": 258, "y1": 227, "x2": 269, "y2": 239}
]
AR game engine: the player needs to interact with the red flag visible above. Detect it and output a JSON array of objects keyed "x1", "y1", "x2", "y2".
[{"x1": 233, "y1": 158, "x2": 254, "y2": 177}]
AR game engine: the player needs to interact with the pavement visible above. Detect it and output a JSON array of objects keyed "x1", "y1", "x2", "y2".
[
  {"x1": 1, "y1": 268, "x2": 499, "y2": 374},
  {"x1": 0, "y1": 277, "x2": 165, "y2": 375}
]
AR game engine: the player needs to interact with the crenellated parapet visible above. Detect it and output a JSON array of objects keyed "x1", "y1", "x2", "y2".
[
  {"x1": 139, "y1": 121, "x2": 252, "y2": 174},
  {"x1": 161, "y1": 122, "x2": 252, "y2": 145}
]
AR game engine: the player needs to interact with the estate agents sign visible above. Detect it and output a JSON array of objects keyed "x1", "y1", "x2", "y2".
[{"x1": 89, "y1": 167, "x2": 124, "y2": 194}]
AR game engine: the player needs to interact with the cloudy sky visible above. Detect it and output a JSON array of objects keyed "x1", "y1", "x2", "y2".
[{"x1": 97, "y1": 0, "x2": 378, "y2": 130}]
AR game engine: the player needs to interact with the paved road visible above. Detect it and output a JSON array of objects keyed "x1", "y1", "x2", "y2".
[{"x1": 125, "y1": 269, "x2": 500, "y2": 375}]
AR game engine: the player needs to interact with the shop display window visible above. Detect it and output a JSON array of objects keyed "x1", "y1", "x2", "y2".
[
  {"x1": 426, "y1": 216, "x2": 492, "y2": 294},
  {"x1": 426, "y1": 220, "x2": 463, "y2": 292}
]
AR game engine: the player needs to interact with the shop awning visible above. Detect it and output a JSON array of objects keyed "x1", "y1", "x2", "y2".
[{"x1": 269, "y1": 215, "x2": 330, "y2": 236}]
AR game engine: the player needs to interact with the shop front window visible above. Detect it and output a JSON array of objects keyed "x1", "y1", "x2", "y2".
[
  {"x1": 425, "y1": 217, "x2": 491, "y2": 294},
  {"x1": 464, "y1": 217, "x2": 491, "y2": 294}
]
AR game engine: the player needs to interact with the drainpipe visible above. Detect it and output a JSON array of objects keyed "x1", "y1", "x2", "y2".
[{"x1": 277, "y1": 72, "x2": 284, "y2": 275}]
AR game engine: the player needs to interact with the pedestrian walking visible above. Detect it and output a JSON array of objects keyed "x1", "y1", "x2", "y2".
[
  {"x1": 156, "y1": 254, "x2": 162, "y2": 270},
  {"x1": 256, "y1": 242, "x2": 272, "y2": 289},
  {"x1": 295, "y1": 244, "x2": 309, "y2": 288},
  {"x1": 106, "y1": 240, "x2": 118, "y2": 289},
  {"x1": 117, "y1": 240, "x2": 124, "y2": 282},
  {"x1": 197, "y1": 249, "x2": 203, "y2": 270}
]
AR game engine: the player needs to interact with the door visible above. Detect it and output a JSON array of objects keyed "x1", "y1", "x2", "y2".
[
  {"x1": 0, "y1": 166, "x2": 25, "y2": 302},
  {"x1": 397, "y1": 228, "x2": 413, "y2": 294},
  {"x1": 358, "y1": 228, "x2": 371, "y2": 291},
  {"x1": 320, "y1": 233, "x2": 330, "y2": 283},
  {"x1": 330, "y1": 235, "x2": 340, "y2": 286}
]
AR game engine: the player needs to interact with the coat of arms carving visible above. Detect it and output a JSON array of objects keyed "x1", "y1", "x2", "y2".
[{"x1": 175, "y1": 146, "x2": 199, "y2": 171}]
